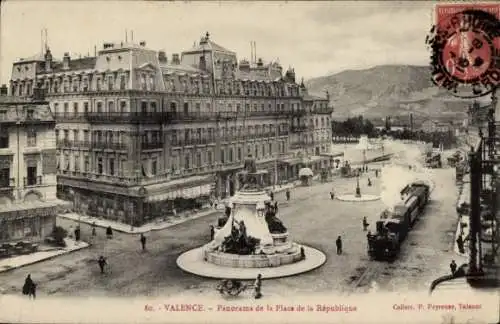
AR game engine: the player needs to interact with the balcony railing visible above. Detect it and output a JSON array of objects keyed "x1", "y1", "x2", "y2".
[
  {"x1": 291, "y1": 125, "x2": 308, "y2": 132},
  {"x1": 172, "y1": 137, "x2": 213, "y2": 147},
  {"x1": 53, "y1": 113, "x2": 88, "y2": 122},
  {"x1": 57, "y1": 139, "x2": 91, "y2": 149},
  {"x1": 142, "y1": 141, "x2": 164, "y2": 150},
  {"x1": 0, "y1": 177, "x2": 15, "y2": 189},
  {"x1": 290, "y1": 110, "x2": 307, "y2": 117},
  {"x1": 24, "y1": 176, "x2": 42, "y2": 187},
  {"x1": 54, "y1": 110, "x2": 297, "y2": 124},
  {"x1": 312, "y1": 107, "x2": 334, "y2": 115},
  {"x1": 57, "y1": 140, "x2": 127, "y2": 151},
  {"x1": 92, "y1": 141, "x2": 128, "y2": 151}
]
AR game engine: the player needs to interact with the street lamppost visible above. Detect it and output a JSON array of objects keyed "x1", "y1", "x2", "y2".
[{"x1": 355, "y1": 174, "x2": 361, "y2": 198}]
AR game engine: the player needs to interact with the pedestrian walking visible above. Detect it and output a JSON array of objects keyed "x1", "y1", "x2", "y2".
[
  {"x1": 140, "y1": 233, "x2": 146, "y2": 251},
  {"x1": 209, "y1": 225, "x2": 215, "y2": 241},
  {"x1": 330, "y1": 191, "x2": 335, "y2": 200},
  {"x1": 269, "y1": 191, "x2": 274, "y2": 201},
  {"x1": 286, "y1": 189, "x2": 290, "y2": 201},
  {"x1": 22, "y1": 274, "x2": 36, "y2": 299},
  {"x1": 300, "y1": 246, "x2": 306, "y2": 260},
  {"x1": 106, "y1": 226, "x2": 113, "y2": 239},
  {"x1": 91, "y1": 222, "x2": 96, "y2": 236},
  {"x1": 450, "y1": 260, "x2": 457, "y2": 276},
  {"x1": 362, "y1": 217, "x2": 369, "y2": 231},
  {"x1": 456, "y1": 235, "x2": 465, "y2": 254},
  {"x1": 375, "y1": 169, "x2": 379, "y2": 178},
  {"x1": 74, "y1": 226, "x2": 81, "y2": 242},
  {"x1": 253, "y1": 274, "x2": 263, "y2": 299},
  {"x1": 336, "y1": 236, "x2": 343, "y2": 255},
  {"x1": 98, "y1": 256, "x2": 107, "y2": 274},
  {"x1": 367, "y1": 178, "x2": 372, "y2": 187}
]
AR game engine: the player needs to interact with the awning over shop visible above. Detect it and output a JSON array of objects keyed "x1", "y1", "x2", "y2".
[
  {"x1": 321, "y1": 152, "x2": 344, "y2": 157},
  {"x1": 144, "y1": 175, "x2": 214, "y2": 203},
  {"x1": 279, "y1": 157, "x2": 303, "y2": 165},
  {"x1": 0, "y1": 199, "x2": 67, "y2": 220}
]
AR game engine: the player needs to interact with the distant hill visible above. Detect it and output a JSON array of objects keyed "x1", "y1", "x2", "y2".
[{"x1": 305, "y1": 65, "x2": 475, "y2": 120}]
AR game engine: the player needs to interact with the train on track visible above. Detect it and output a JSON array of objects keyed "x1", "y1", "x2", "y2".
[{"x1": 367, "y1": 181, "x2": 431, "y2": 260}]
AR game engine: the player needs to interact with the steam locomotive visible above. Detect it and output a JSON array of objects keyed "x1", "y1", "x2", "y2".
[{"x1": 367, "y1": 181, "x2": 431, "y2": 260}]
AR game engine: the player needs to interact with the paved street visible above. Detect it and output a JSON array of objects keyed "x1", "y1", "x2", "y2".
[{"x1": 0, "y1": 167, "x2": 458, "y2": 299}]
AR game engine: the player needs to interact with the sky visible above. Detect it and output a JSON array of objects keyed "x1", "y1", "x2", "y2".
[{"x1": 0, "y1": 1, "x2": 436, "y2": 85}]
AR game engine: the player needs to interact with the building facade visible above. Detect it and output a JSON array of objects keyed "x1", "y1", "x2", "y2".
[
  {"x1": 420, "y1": 119, "x2": 453, "y2": 133},
  {"x1": 0, "y1": 87, "x2": 59, "y2": 243},
  {"x1": 9, "y1": 33, "x2": 332, "y2": 225}
]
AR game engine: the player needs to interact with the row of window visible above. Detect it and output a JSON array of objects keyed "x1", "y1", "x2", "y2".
[
  {"x1": 53, "y1": 99, "x2": 299, "y2": 116},
  {"x1": 0, "y1": 129, "x2": 37, "y2": 149},
  {"x1": 0, "y1": 166, "x2": 39, "y2": 187},
  {"x1": 12, "y1": 71, "x2": 299, "y2": 97},
  {"x1": 56, "y1": 123, "x2": 290, "y2": 144},
  {"x1": 59, "y1": 141, "x2": 286, "y2": 177}
]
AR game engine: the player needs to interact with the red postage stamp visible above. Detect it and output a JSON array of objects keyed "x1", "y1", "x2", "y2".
[{"x1": 427, "y1": 2, "x2": 500, "y2": 98}]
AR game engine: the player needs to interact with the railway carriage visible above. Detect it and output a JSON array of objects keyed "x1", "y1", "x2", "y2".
[{"x1": 368, "y1": 182, "x2": 430, "y2": 260}]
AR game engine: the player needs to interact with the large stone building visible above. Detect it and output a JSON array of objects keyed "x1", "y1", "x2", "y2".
[
  {"x1": 0, "y1": 85, "x2": 60, "y2": 243},
  {"x1": 9, "y1": 33, "x2": 333, "y2": 225}
]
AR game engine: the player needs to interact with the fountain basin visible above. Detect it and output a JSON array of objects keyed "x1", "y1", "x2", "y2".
[
  {"x1": 203, "y1": 244, "x2": 301, "y2": 268},
  {"x1": 336, "y1": 194, "x2": 381, "y2": 202},
  {"x1": 177, "y1": 244, "x2": 326, "y2": 279}
]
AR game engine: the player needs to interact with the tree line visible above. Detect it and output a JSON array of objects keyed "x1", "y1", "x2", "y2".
[{"x1": 331, "y1": 115, "x2": 457, "y2": 149}]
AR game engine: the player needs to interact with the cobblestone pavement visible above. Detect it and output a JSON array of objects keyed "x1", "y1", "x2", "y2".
[{"x1": 0, "y1": 167, "x2": 457, "y2": 298}]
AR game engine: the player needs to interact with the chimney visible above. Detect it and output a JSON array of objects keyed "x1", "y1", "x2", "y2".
[
  {"x1": 172, "y1": 53, "x2": 180, "y2": 65},
  {"x1": 63, "y1": 52, "x2": 71, "y2": 70},
  {"x1": 44, "y1": 48, "x2": 52, "y2": 72},
  {"x1": 0, "y1": 84, "x2": 7, "y2": 96},
  {"x1": 158, "y1": 51, "x2": 167, "y2": 64}
]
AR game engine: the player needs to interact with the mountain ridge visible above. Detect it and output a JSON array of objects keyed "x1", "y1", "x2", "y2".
[{"x1": 305, "y1": 64, "x2": 474, "y2": 120}]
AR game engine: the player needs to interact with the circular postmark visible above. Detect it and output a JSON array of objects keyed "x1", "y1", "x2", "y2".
[{"x1": 426, "y1": 9, "x2": 500, "y2": 98}]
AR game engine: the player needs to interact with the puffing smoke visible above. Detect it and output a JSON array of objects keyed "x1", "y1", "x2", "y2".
[{"x1": 380, "y1": 141, "x2": 434, "y2": 211}]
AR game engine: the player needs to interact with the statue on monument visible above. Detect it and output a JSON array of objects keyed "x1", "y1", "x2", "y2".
[{"x1": 240, "y1": 154, "x2": 260, "y2": 190}]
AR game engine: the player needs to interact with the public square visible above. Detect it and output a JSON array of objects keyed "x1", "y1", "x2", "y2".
[{"x1": 0, "y1": 166, "x2": 459, "y2": 299}]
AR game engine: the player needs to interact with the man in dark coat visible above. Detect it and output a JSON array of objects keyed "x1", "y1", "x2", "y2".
[
  {"x1": 285, "y1": 189, "x2": 290, "y2": 201},
  {"x1": 140, "y1": 234, "x2": 146, "y2": 251},
  {"x1": 98, "y1": 256, "x2": 107, "y2": 274},
  {"x1": 23, "y1": 274, "x2": 36, "y2": 299},
  {"x1": 362, "y1": 217, "x2": 369, "y2": 231},
  {"x1": 106, "y1": 226, "x2": 113, "y2": 239},
  {"x1": 450, "y1": 260, "x2": 457, "y2": 275},
  {"x1": 336, "y1": 236, "x2": 343, "y2": 255},
  {"x1": 456, "y1": 235, "x2": 465, "y2": 254},
  {"x1": 74, "y1": 226, "x2": 81, "y2": 242},
  {"x1": 269, "y1": 192, "x2": 274, "y2": 201},
  {"x1": 91, "y1": 222, "x2": 97, "y2": 236},
  {"x1": 375, "y1": 169, "x2": 379, "y2": 178},
  {"x1": 209, "y1": 225, "x2": 215, "y2": 241},
  {"x1": 330, "y1": 191, "x2": 335, "y2": 200}
]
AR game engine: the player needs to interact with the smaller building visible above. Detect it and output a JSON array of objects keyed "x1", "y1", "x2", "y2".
[
  {"x1": 0, "y1": 84, "x2": 61, "y2": 243},
  {"x1": 420, "y1": 119, "x2": 453, "y2": 133}
]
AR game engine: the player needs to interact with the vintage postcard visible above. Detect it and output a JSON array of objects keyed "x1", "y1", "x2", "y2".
[{"x1": 0, "y1": 1, "x2": 499, "y2": 323}]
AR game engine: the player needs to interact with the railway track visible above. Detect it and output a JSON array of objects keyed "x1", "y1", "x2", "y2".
[{"x1": 348, "y1": 260, "x2": 386, "y2": 294}]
